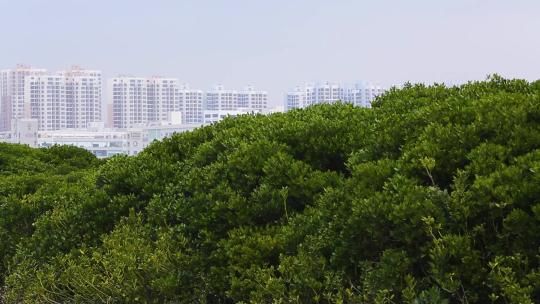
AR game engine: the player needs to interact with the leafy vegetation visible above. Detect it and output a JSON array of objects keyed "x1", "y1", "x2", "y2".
[{"x1": 1, "y1": 76, "x2": 540, "y2": 303}]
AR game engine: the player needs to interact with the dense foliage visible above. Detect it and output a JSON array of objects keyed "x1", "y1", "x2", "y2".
[{"x1": 1, "y1": 76, "x2": 540, "y2": 303}]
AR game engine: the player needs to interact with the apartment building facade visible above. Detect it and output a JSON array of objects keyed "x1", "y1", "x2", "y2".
[
  {"x1": 346, "y1": 82, "x2": 386, "y2": 107},
  {"x1": 109, "y1": 77, "x2": 148, "y2": 129},
  {"x1": 238, "y1": 85, "x2": 268, "y2": 111},
  {"x1": 178, "y1": 84, "x2": 204, "y2": 124},
  {"x1": 59, "y1": 66, "x2": 102, "y2": 129},
  {"x1": 206, "y1": 85, "x2": 268, "y2": 111},
  {"x1": 1, "y1": 65, "x2": 103, "y2": 131},
  {"x1": 110, "y1": 77, "x2": 206, "y2": 128},
  {"x1": 25, "y1": 74, "x2": 68, "y2": 131},
  {"x1": 146, "y1": 77, "x2": 178, "y2": 122},
  {"x1": 0, "y1": 65, "x2": 47, "y2": 131},
  {"x1": 205, "y1": 85, "x2": 238, "y2": 111},
  {"x1": 285, "y1": 81, "x2": 385, "y2": 110}
]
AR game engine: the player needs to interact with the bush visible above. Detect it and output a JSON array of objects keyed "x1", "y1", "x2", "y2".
[{"x1": 2, "y1": 76, "x2": 540, "y2": 303}]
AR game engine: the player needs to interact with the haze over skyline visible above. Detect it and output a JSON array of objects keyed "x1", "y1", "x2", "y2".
[{"x1": 1, "y1": 0, "x2": 539, "y2": 106}]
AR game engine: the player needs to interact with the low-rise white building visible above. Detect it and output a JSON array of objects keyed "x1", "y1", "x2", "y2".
[
  {"x1": 145, "y1": 122, "x2": 202, "y2": 143},
  {"x1": 203, "y1": 109, "x2": 262, "y2": 125},
  {"x1": 38, "y1": 129, "x2": 134, "y2": 158},
  {"x1": 0, "y1": 118, "x2": 39, "y2": 147},
  {"x1": 37, "y1": 122, "x2": 201, "y2": 158},
  {"x1": 0, "y1": 118, "x2": 200, "y2": 158}
]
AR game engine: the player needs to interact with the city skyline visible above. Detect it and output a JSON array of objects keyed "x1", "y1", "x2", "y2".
[
  {"x1": 2, "y1": 63, "x2": 385, "y2": 128},
  {"x1": 1, "y1": 0, "x2": 538, "y2": 107},
  {"x1": 1, "y1": 63, "x2": 387, "y2": 97},
  {"x1": 1, "y1": 63, "x2": 386, "y2": 116}
]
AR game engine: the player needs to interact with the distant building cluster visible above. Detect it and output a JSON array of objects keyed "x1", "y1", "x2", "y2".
[
  {"x1": 109, "y1": 78, "x2": 267, "y2": 128},
  {"x1": 0, "y1": 65, "x2": 268, "y2": 133},
  {"x1": 109, "y1": 77, "x2": 204, "y2": 128},
  {"x1": 0, "y1": 120, "x2": 202, "y2": 157},
  {"x1": 0, "y1": 64, "x2": 270, "y2": 157},
  {"x1": 285, "y1": 81, "x2": 385, "y2": 111},
  {"x1": 1, "y1": 65, "x2": 102, "y2": 132},
  {"x1": 0, "y1": 64, "x2": 386, "y2": 157}
]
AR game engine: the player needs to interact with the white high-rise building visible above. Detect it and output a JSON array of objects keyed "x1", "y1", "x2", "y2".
[
  {"x1": 0, "y1": 72, "x2": 7, "y2": 130},
  {"x1": 202, "y1": 85, "x2": 267, "y2": 126},
  {"x1": 285, "y1": 81, "x2": 385, "y2": 111},
  {"x1": 147, "y1": 77, "x2": 179, "y2": 123},
  {"x1": 110, "y1": 77, "x2": 205, "y2": 128},
  {"x1": 315, "y1": 81, "x2": 345, "y2": 104},
  {"x1": 205, "y1": 85, "x2": 239, "y2": 111},
  {"x1": 178, "y1": 84, "x2": 204, "y2": 124},
  {"x1": 345, "y1": 82, "x2": 385, "y2": 108},
  {"x1": 285, "y1": 85, "x2": 312, "y2": 109},
  {"x1": 238, "y1": 86, "x2": 268, "y2": 111},
  {"x1": 205, "y1": 85, "x2": 268, "y2": 112},
  {"x1": 58, "y1": 66, "x2": 102, "y2": 129},
  {"x1": 0, "y1": 65, "x2": 47, "y2": 131},
  {"x1": 110, "y1": 77, "x2": 148, "y2": 129},
  {"x1": 1, "y1": 65, "x2": 102, "y2": 131},
  {"x1": 25, "y1": 75, "x2": 67, "y2": 131},
  {"x1": 144, "y1": 79, "x2": 205, "y2": 124}
]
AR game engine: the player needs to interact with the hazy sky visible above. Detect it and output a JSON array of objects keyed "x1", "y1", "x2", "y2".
[{"x1": 1, "y1": 0, "x2": 539, "y2": 106}]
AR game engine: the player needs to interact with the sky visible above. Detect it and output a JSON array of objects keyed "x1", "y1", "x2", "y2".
[{"x1": 0, "y1": 0, "x2": 539, "y2": 106}]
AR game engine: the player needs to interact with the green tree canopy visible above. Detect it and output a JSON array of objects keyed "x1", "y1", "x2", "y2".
[{"x1": 1, "y1": 76, "x2": 540, "y2": 303}]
